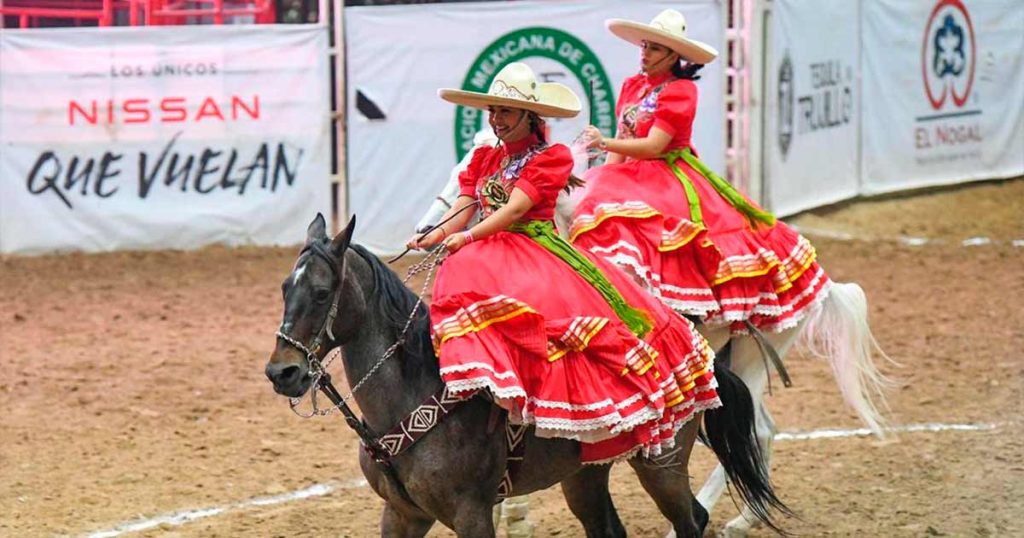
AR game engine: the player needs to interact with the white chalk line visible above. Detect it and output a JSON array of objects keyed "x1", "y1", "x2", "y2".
[
  {"x1": 789, "y1": 224, "x2": 1023, "y2": 248},
  {"x1": 81, "y1": 421, "x2": 1000, "y2": 537},
  {"x1": 81, "y1": 479, "x2": 367, "y2": 538},
  {"x1": 773, "y1": 421, "x2": 998, "y2": 441}
]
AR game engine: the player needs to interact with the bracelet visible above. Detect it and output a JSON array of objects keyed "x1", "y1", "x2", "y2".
[
  {"x1": 463, "y1": 230, "x2": 474, "y2": 244},
  {"x1": 598, "y1": 139, "x2": 609, "y2": 151}
]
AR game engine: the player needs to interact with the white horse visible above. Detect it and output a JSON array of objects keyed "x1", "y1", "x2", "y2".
[{"x1": 416, "y1": 133, "x2": 892, "y2": 537}]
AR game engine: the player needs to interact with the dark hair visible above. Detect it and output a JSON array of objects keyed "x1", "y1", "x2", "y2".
[
  {"x1": 527, "y1": 112, "x2": 547, "y2": 144},
  {"x1": 672, "y1": 62, "x2": 704, "y2": 81},
  {"x1": 525, "y1": 111, "x2": 583, "y2": 192}
]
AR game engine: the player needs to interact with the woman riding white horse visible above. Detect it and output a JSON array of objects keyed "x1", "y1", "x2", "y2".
[{"x1": 579, "y1": 10, "x2": 892, "y2": 535}]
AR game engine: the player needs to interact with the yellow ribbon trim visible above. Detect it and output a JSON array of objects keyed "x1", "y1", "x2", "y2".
[
  {"x1": 548, "y1": 318, "x2": 610, "y2": 362},
  {"x1": 569, "y1": 205, "x2": 661, "y2": 243},
  {"x1": 434, "y1": 302, "x2": 537, "y2": 347}
]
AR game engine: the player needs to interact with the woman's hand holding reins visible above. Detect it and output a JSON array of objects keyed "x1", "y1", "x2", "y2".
[
  {"x1": 442, "y1": 230, "x2": 473, "y2": 253},
  {"x1": 406, "y1": 227, "x2": 445, "y2": 250}
]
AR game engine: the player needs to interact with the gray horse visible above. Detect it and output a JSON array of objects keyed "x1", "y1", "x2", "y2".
[{"x1": 265, "y1": 215, "x2": 789, "y2": 537}]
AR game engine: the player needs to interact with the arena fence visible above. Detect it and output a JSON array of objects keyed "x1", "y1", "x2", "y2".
[{"x1": 1, "y1": 0, "x2": 1020, "y2": 255}]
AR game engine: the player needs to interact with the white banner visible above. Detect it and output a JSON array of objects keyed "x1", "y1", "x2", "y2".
[
  {"x1": 861, "y1": 0, "x2": 1024, "y2": 193},
  {"x1": 345, "y1": 0, "x2": 725, "y2": 254},
  {"x1": 0, "y1": 25, "x2": 331, "y2": 255},
  {"x1": 767, "y1": 0, "x2": 860, "y2": 216}
]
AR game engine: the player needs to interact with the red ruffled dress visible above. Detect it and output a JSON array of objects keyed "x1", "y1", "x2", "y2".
[
  {"x1": 570, "y1": 72, "x2": 831, "y2": 333},
  {"x1": 430, "y1": 133, "x2": 720, "y2": 464}
]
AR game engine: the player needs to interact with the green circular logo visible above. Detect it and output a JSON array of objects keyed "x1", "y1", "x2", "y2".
[{"x1": 454, "y1": 27, "x2": 616, "y2": 161}]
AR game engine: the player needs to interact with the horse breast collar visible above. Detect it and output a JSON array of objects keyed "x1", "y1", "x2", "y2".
[{"x1": 478, "y1": 142, "x2": 548, "y2": 215}]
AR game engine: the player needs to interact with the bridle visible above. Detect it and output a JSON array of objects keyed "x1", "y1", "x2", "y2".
[
  {"x1": 274, "y1": 241, "x2": 447, "y2": 461},
  {"x1": 272, "y1": 240, "x2": 450, "y2": 509},
  {"x1": 275, "y1": 242, "x2": 343, "y2": 388}
]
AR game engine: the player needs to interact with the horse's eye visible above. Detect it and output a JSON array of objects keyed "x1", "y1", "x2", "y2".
[{"x1": 313, "y1": 288, "x2": 331, "y2": 303}]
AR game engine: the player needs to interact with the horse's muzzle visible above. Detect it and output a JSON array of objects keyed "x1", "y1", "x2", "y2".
[{"x1": 265, "y1": 359, "x2": 311, "y2": 398}]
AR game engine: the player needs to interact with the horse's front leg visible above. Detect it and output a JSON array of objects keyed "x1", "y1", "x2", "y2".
[
  {"x1": 451, "y1": 502, "x2": 499, "y2": 538},
  {"x1": 381, "y1": 501, "x2": 435, "y2": 538}
]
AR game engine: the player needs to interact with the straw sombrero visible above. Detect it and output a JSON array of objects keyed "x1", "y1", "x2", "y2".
[
  {"x1": 607, "y1": 9, "x2": 718, "y2": 64},
  {"x1": 439, "y1": 62, "x2": 581, "y2": 119}
]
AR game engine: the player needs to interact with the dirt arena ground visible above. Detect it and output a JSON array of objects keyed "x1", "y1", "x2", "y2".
[{"x1": 2, "y1": 179, "x2": 1021, "y2": 537}]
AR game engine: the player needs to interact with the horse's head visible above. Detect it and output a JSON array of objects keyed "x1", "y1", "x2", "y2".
[{"x1": 265, "y1": 213, "x2": 357, "y2": 398}]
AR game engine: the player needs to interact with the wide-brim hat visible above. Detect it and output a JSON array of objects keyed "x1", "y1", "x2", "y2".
[
  {"x1": 439, "y1": 62, "x2": 581, "y2": 119},
  {"x1": 607, "y1": 9, "x2": 718, "y2": 64}
]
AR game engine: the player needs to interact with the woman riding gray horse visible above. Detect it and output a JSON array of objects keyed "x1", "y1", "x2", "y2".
[{"x1": 266, "y1": 62, "x2": 790, "y2": 537}]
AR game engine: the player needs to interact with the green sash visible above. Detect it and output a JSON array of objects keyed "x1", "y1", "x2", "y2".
[
  {"x1": 509, "y1": 220, "x2": 653, "y2": 338},
  {"x1": 663, "y1": 148, "x2": 776, "y2": 228}
]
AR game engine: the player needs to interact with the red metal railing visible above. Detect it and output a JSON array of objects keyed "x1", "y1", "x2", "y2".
[
  {"x1": 147, "y1": 0, "x2": 275, "y2": 25},
  {"x1": 0, "y1": 0, "x2": 275, "y2": 28},
  {"x1": 0, "y1": 0, "x2": 117, "y2": 27}
]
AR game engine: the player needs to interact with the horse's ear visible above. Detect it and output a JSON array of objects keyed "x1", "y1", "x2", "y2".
[
  {"x1": 305, "y1": 213, "x2": 328, "y2": 246},
  {"x1": 329, "y1": 214, "x2": 357, "y2": 258}
]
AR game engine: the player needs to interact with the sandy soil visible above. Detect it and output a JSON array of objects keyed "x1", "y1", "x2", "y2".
[
  {"x1": 1, "y1": 179, "x2": 1021, "y2": 538},
  {"x1": 788, "y1": 177, "x2": 1024, "y2": 241}
]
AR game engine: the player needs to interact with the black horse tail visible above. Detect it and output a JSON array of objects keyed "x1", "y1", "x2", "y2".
[{"x1": 701, "y1": 362, "x2": 793, "y2": 534}]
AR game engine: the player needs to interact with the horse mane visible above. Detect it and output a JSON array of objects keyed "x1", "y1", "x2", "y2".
[{"x1": 348, "y1": 244, "x2": 436, "y2": 374}]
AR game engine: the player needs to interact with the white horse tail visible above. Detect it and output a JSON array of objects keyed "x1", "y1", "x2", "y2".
[{"x1": 798, "y1": 281, "x2": 896, "y2": 437}]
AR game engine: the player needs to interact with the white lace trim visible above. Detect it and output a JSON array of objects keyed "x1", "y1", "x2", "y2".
[
  {"x1": 660, "y1": 283, "x2": 715, "y2": 297},
  {"x1": 439, "y1": 361, "x2": 519, "y2": 380},
  {"x1": 527, "y1": 396, "x2": 611, "y2": 412},
  {"x1": 752, "y1": 277, "x2": 833, "y2": 334},
  {"x1": 585, "y1": 237, "x2": 833, "y2": 334},
  {"x1": 605, "y1": 255, "x2": 660, "y2": 297},
  {"x1": 780, "y1": 234, "x2": 816, "y2": 267},
  {"x1": 581, "y1": 396, "x2": 724, "y2": 465},
  {"x1": 719, "y1": 293, "x2": 777, "y2": 306},
  {"x1": 584, "y1": 245, "x2": 724, "y2": 317},
  {"x1": 661, "y1": 297, "x2": 721, "y2": 316},
  {"x1": 609, "y1": 407, "x2": 663, "y2": 435},
  {"x1": 445, "y1": 368, "x2": 723, "y2": 463},
  {"x1": 444, "y1": 376, "x2": 527, "y2": 399},
  {"x1": 528, "y1": 406, "x2": 660, "y2": 436},
  {"x1": 443, "y1": 374, "x2": 714, "y2": 439},
  {"x1": 787, "y1": 267, "x2": 831, "y2": 307},
  {"x1": 588, "y1": 239, "x2": 645, "y2": 258}
]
